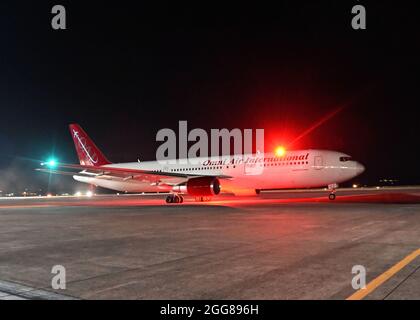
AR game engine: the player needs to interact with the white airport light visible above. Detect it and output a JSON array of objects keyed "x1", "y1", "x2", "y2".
[
  {"x1": 86, "y1": 190, "x2": 93, "y2": 197},
  {"x1": 352, "y1": 184, "x2": 358, "y2": 188},
  {"x1": 74, "y1": 191, "x2": 82, "y2": 197}
]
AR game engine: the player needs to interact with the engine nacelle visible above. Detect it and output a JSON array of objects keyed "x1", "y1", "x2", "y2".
[{"x1": 172, "y1": 177, "x2": 221, "y2": 196}]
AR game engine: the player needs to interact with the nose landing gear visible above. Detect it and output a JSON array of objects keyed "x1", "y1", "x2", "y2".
[
  {"x1": 327, "y1": 183, "x2": 338, "y2": 201},
  {"x1": 166, "y1": 194, "x2": 184, "y2": 204},
  {"x1": 328, "y1": 193, "x2": 336, "y2": 200}
]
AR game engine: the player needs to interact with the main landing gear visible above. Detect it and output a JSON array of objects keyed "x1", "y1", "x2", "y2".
[
  {"x1": 328, "y1": 183, "x2": 338, "y2": 201},
  {"x1": 166, "y1": 194, "x2": 184, "y2": 204},
  {"x1": 165, "y1": 194, "x2": 212, "y2": 204}
]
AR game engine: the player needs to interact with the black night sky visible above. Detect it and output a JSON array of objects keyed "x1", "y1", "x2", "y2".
[{"x1": 0, "y1": 1, "x2": 419, "y2": 194}]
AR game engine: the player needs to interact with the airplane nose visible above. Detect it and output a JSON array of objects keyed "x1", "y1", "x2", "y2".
[{"x1": 356, "y1": 162, "x2": 365, "y2": 175}]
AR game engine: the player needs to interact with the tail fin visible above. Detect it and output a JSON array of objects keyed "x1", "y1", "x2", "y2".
[{"x1": 69, "y1": 124, "x2": 111, "y2": 166}]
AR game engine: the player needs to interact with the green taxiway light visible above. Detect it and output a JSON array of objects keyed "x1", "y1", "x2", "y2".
[{"x1": 46, "y1": 159, "x2": 57, "y2": 167}]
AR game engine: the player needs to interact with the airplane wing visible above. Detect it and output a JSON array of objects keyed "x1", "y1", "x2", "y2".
[
  {"x1": 36, "y1": 162, "x2": 232, "y2": 184},
  {"x1": 36, "y1": 168, "x2": 83, "y2": 176}
]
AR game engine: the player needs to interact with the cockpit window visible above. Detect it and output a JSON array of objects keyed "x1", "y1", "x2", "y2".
[{"x1": 339, "y1": 156, "x2": 352, "y2": 162}]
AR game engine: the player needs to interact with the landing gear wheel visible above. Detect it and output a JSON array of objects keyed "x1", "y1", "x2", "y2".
[
  {"x1": 329, "y1": 193, "x2": 336, "y2": 201},
  {"x1": 166, "y1": 194, "x2": 184, "y2": 204}
]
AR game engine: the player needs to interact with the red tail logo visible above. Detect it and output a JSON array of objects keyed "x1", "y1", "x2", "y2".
[{"x1": 69, "y1": 124, "x2": 111, "y2": 166}]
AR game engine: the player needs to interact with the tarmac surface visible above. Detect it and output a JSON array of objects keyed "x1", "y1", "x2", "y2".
[{"x1": 0, "y1": 187, "x2": 419, "y2": 300}]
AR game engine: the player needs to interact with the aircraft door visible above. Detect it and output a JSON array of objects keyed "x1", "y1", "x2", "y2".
[
  {"x1": 244, "y1": 155, "x2": 264, "y2": 176},
  {"x1": 314, "y1": 155, "x2": 324, "y2": 170}
]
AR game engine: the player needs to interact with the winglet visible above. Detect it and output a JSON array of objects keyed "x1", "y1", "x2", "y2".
[{"x1": 69, "y1": 124, "x2": 111, "y2": 166}]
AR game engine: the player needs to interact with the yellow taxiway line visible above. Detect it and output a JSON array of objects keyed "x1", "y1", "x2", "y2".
[{"x1": 347, "y1": 248, "x2": 420, "y2": 300}]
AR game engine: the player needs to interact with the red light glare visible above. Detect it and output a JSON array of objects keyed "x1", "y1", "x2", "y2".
[
  {"x1": 275, "y1": 146, "x2": 286, "y2": 157},
  {"x1": 289, "y1": 105, "x2": 346, "y2": 147}
]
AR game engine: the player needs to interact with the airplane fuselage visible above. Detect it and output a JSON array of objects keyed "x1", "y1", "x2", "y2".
[{"x1": 73, "y1": 149, "x2": 365, "y2": 194}]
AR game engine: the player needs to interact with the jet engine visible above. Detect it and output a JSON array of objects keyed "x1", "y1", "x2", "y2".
[{"x1": 172, "y1": 177, "x2": 221, "y2": 196}]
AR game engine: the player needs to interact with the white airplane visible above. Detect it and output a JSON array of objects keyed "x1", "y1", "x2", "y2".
[{"x1": 38, "y1": 124, "x2": 365, "y2": 203}]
